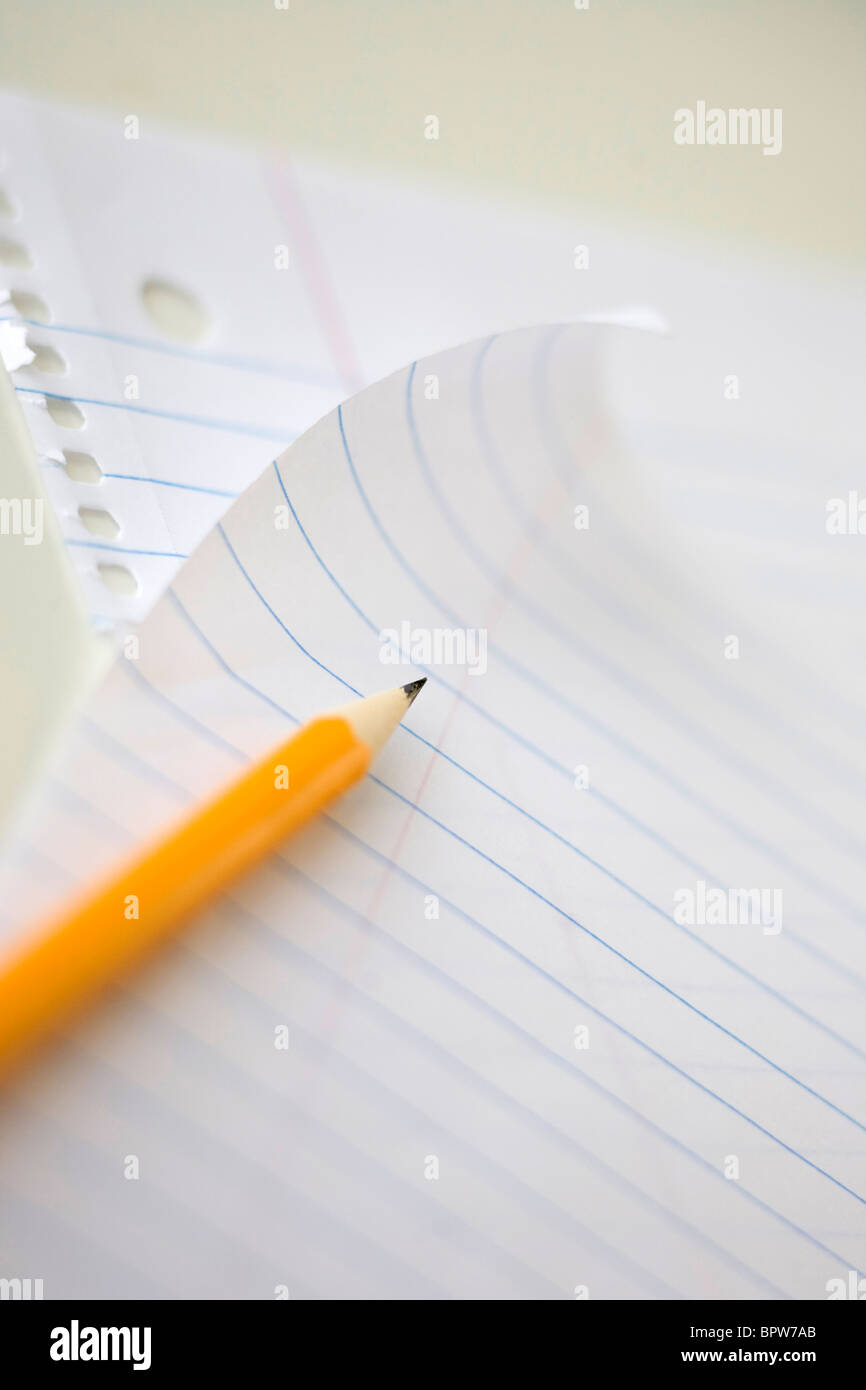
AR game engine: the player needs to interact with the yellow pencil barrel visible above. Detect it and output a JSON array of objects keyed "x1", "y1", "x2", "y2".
[{"x1": 0, "y1": 715, "x2": 371, "y2": 1076}]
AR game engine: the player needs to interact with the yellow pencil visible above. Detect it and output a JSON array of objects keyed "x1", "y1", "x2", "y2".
[{"x1": 0, "y1": 678, "x2": 426, "y2": 1077}]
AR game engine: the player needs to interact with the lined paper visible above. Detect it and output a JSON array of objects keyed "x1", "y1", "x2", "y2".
[
  {"x1": 3, "y1": 88, "x2": 863, "y2": 643},
  {"x1": 1, "y1": 322, "x2": 864, "y2": 1298},
  {"x1": 1, "y1": 90, "x2": 643, "y2": 627}
]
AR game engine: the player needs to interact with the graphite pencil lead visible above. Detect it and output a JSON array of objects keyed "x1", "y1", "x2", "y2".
[{"x1": 402, "y1": 677, "x2": 427, "y2": 705}]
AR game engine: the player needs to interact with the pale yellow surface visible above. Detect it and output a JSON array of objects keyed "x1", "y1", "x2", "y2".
[
  {"x1": 0, "y1": 363, "x2": 96, "y2": 829},
  {"x1": 0, "y1": 0, "x2": 862, "y2": 269}
]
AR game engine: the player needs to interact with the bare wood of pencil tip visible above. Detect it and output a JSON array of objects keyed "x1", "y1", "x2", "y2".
[
  {"x1": 0, "y1": 678, "x2": 427, "y2": 1079},
  {"x1": 332, "y1": 676, "x2": 427, "y2": 756}
]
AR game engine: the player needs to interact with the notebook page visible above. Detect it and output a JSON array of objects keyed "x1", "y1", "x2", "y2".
[
  {"x1": 3, "y1": 89, "x2": 863, "y2": 639},
  {"x1": 0, "y1": 323, "x2": 864, "y2": 1299},
  {"x1": 1, "y1": 88, "x2": 643, "y2": 630}
]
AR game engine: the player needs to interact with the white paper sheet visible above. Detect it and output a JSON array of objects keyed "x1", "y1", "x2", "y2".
[
  {"x1": 3, "y1": 88, "x2": 863, "y2": 645},
  {"x1": 1, "y1": 321, "x2": 865, "y2": 1299}
]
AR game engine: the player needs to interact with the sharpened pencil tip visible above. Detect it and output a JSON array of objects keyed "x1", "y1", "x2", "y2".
[{"x1": 402, "y1": 677, "x2": 427, "y2": 706}]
